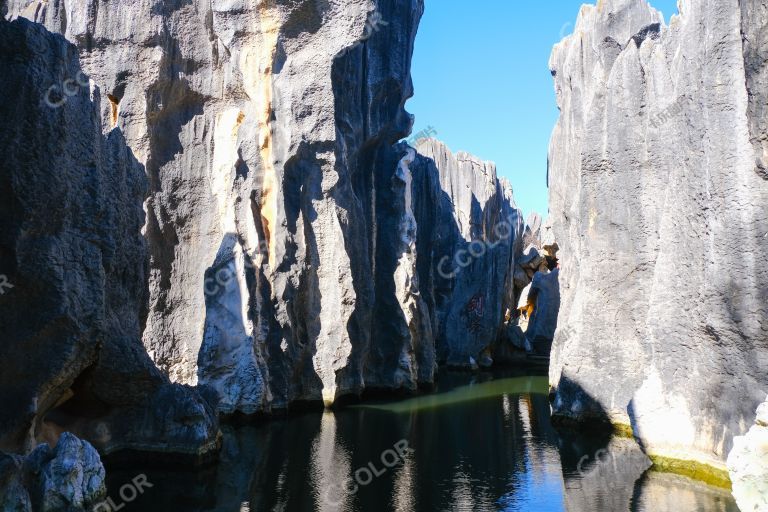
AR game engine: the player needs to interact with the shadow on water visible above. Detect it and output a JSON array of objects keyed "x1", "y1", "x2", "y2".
[{"x1": 104, "y1": 369, "x2": 739, "y2": 512}]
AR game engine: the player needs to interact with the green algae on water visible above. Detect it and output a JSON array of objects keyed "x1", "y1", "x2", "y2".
[{"x1": 354, "y1": 376, "x2": 550, "y2": 414}]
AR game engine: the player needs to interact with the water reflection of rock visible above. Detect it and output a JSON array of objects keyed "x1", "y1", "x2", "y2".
[
  {"x1": 559, "y1": 436, "x2": 651, "y2": 512},
  {"x1": 556, "y1": 432, "x2": 741, "y2": 512},
  {"x1": 310, "y1": 412, "x2": 353, "y2": 512},
  {"x1": 632, "y1": 473, "x2": 739, "y2": 512}
]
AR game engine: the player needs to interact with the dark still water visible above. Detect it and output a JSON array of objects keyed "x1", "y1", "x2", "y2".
[{"x1": 105, "y1": 370, "x2": 739, "y2": 512}]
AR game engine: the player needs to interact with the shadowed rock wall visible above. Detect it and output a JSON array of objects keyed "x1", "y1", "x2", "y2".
[
  {"x1": 410, "y1": 139, "x2": 525, "y2": 368},
  {"x1": 0, "y1": 15, "x2": 218, "y2": 457}
]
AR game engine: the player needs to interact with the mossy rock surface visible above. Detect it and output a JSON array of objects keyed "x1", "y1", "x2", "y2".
[{"x1": 649, "y1": 454, "x2": 732, "y2": 490}]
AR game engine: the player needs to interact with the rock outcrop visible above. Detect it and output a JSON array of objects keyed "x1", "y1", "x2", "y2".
[
  {"x1": 0, "y1": 453, "x2": 31, "y2": 512},
  {"x1": 5, "y1": 0, "x2": 429, "y2": 411},
  {"x1": 0, "y1": 14, "x2": 219, "y2": 457},
  {"x1": 3, "y1": 0, "x2": 533, "y2": 417},
  {"x1": 503, "y1": 216, "x2": 561, "y2": 356},
  {"x1": 0, "y1": 433, "x2": 106, "y2": 512},
  {"x1": 548, "y1": 0, "x2": 768, "y2": 477},
  {"x1": 728, "y1": 397, "x2": 768, "y2": 511},
  {"x1": 410, "y1": 139, "x2": 524, "y2": 368}
]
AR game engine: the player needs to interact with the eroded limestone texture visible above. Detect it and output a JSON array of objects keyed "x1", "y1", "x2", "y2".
[
  {"x1": 548, "y1": 0, "x2": 768, "y2": 472},
  {"x1": 0, "y1": 14, "x2": 219, "y2": 457},
  {"x1": 410, "y1": 139, "x2": 525, "y2": 368},
  {"x1": 0, "y1": 433, "x2": 106, "y2": 512},
  {"x1": 3, "y1": 0, "x2": 426, "y2": 412},
  {"x1": 4, "y1": 0, "x2": 533, "y2": 415}
]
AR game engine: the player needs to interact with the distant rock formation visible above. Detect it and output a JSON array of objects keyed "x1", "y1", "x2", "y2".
[
  {"x1": 728, "y1": 397, "x2": 768, "y2": 511},
  {"x1": 0, "y1": 14, "x2": 219, "y2": 458},
  {"x1": 502, "y1": 214, "x2": 561, "y2": 357},
  {"x1": 410, "y1": 139, "x2": 525, "y2": 368},
  {"x1": 548, "y1": 0, "x2": 768, "y2": 476}
]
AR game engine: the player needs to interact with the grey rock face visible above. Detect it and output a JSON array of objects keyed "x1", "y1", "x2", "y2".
[
  {"x1": 0, "y1": 15, "x2": 218, "y2": 457},
  {"x1": 410, "y1": 139, "x2": 524, "y2": 367},
  {"x1": 22, "y1": 433, "x2": 105, "y2": 511},
  {"x1": 548, "y1": 0, "x2": 768, "y2": 471},
  {"x1": 1, "y1": 433, "x2": 105, "y2": 512},
  {"x1": 0, "y1": 453, "x2": 31, "y2": 512},
  {"x1": 3, "y1": 0, "x2": 428, "y2": 410},
  {"x1": 523, "y1": 269, "x2": 560, "y2": 356},
  {"x1": 727, "y1": 396, "x2": 768, "y2": 512},
  {"x1": 5, "y1": 0, "x2": 531, "y2": 412}
]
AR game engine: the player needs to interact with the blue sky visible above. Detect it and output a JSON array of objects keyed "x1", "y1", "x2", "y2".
[{"x1": 406, "y1": 0, "x2": 680, "y2": 218}]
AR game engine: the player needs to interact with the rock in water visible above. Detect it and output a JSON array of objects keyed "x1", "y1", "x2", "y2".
[
  {"x1": 22, "y1": 433, "x2": 106, "y2": 512},
  {"x1": 0, "y1": 15, "x2": 218, "y2": 456},
  {"x1": 1, "y1": 433, "x2": 106, "y2": 512},
  {"x1": 548, "y1": 0, "x2": 768, "y2": 474},
  {"x1": 728, "y1": 397, "x2": 768, "y2": 511}
]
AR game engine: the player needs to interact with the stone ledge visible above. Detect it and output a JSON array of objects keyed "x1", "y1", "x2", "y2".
[{"x1": 648, "y1": 454, "x2": 732, "y2": 491}]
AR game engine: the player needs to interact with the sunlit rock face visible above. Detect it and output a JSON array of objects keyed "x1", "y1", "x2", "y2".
[
  {"x1": 410, "y1": 139, "x2": 524, "y2": 368},
  {"x1": 4, "y1": 0, "x2": 451, "y2": 410},
  {"x1": 548, "y1": 0, "x2": 768, "y2": 471},
  {"x1": 0, "y1": 15, "x2": 218, "y2": 457},
  {"x1": 728, "y1": 397, "x2": 768, "y2": 512}
]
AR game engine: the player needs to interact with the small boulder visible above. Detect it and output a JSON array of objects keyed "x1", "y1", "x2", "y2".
[
  {"x1": 513, "y1": 266, "x2": 530, "y2": 289},
  {"x1": 518, "y1": 244, "x2": 543, "y2": 269},
  {"x1": 542, "y1": 242, "x2": 560, "y2": 259},
  {"x1": 478, "y1": 351, "x2": 493, "y2": 368},
  {"x1": 23, "y1": 433, "x2": 106, "y2": 512}
]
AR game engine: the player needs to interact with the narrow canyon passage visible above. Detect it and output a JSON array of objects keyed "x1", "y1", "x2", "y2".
[{"x1": 0, "y1": 0, "x2": 766, "y2": 511}]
